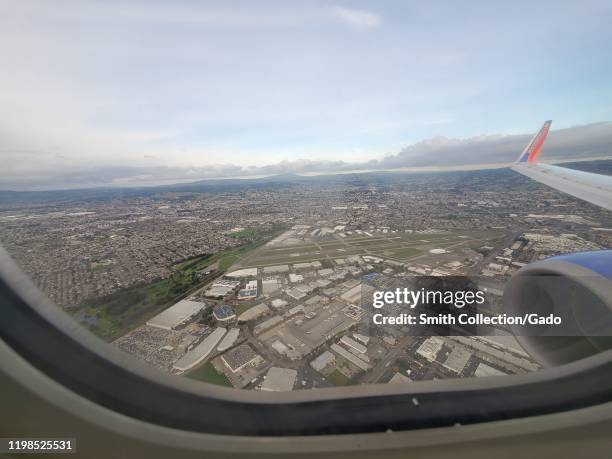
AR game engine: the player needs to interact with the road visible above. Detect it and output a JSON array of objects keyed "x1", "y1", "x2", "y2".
[{"x1": 360, "y1": 335, "x2": 416, "y2": 384}]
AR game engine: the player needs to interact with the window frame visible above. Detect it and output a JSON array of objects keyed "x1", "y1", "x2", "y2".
[{"x1": 1, "y1": 246, "x2": 612, "y2": 437}]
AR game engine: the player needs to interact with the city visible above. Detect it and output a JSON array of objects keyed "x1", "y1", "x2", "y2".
[{"x1": 1, "y1": 163, "x2": 610, "y2": 392}]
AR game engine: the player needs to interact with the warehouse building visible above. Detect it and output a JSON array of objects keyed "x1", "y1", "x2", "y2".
[
  {"x1": 263, "y1": 265, "x2": 289, "y2": 274},
  {"x1": 330, "y1": 343, "x2": 370, "y2": 371},
  {"x1": 217, "y1": 328, "x2": 240, "y2": 352},
  {"x1": 221, "y1": 344, "x2": 262, "y2": 373},
  {"x1": 340, "y1": 335, "x2": 367, "y2": 354},
  {"x1": 146, "y1": 299, "x2": 206, "y2": 331},
  {"x1": 238, "y1": 303, "x2": 270, "y2": 322},
  {"x1": 173, "y1": 327, "x2": 227, "y2": 372},
  {"x1": 225, "y1": 268, "x2": 258, "y2": 278},
  {"x1": 310, "y1": 350, "x2": 336, "y2": 373},
  {"x1": 260, "y1": 367, "x2": 297, "y2": 392},
  {"x1": 213, "y1": 304, "x2": 236, "y2": 323}
]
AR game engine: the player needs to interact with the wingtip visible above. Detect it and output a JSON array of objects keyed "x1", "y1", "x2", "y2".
[{"x1": 516, "y1": 120, "x2": 553, "y2": 164}]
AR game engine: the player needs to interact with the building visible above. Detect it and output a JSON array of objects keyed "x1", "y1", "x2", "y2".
[
  {"x1": 340, "y1": 335, "x2": 367, "y2": 354},
  {"x1": 474, "y1": 362, "x2": 506, "y2": 377},
  {"x1": 254, "y1": 315, "x2": 283, "y2": 335},
  {"x1": 270, "y1": 298, "x2": 288, "y2": 309},
  {"x1": 263, "y1": 265, "x2": 289, "y2": 274},
  {"x1": 388, "y1": 372, "x2": 411, "y2": 384},
  {"x1": 238, "y1": 280, "x2": 258, "y2": 300},
  {"x1": 310, "y1": 350, "x2": 336, "y2": 373},
  {"x1": 260, "y1": 367, "x2": 297, "y2": 392},
  {"x1": 353, "y1": 333, "x2": 370, "y2": 345},
  {"x1": 213, "y1": 305, "x2": 236, "y2": 323},
  {"x1": 205, "y1": 280, "x2": 240, "y2": 299},
  {"x1": 340, "y1": 284, "x2": 362, "y2": 304},
  {"x1": 330, "y1": 343, "x2": 370, "y2": 371},
  {"x1": 217, "y1": 328, "x2": 240, "y2": 352},
  {"x1": 286, "y1": 288, "x2": 306, "y2": 300},
  {"x1": 238, "y1": 303, "x2": 270, "y2": 322},
  {"x1": 416, "y1": 337, "x2": 444, "y2": 362},
  {"x1": 262, "y1": 278, "x2": 280, "y2": 295},
  {"x1": 293, "y1": 261, "x2": 322, "y2": 270},
  {"x1": 146, "y1": 299, "x2": 206, "y2": 330},
  {"x1": 225, "y1": 268, "x2": 258, "y2": 279},
  {"x1": 221, "y1": 344, "x2": 262, "y2": 373},
  {"x1": 173, "y1": 328, "x2": 227, "y2": 372}
]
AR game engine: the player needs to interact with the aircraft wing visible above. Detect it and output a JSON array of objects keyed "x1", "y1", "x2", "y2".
[{"x1": 511, "y1": 120, "x2": 612, "y2": 211}]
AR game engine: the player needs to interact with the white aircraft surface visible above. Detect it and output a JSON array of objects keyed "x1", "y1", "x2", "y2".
[{"x1": 512, "y1": 120, "x2": 612, "y2": 211}]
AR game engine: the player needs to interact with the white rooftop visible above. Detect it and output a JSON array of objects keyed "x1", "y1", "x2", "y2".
[
  {"x1": 226, "y1": 268, "x2": 258, "y2": 278},
  {"x1": 416, "y1": 337, "x2": 444, "y2": 362},
  {"x1": 238, "y1": 303, "x2": 270, "y2": 322},
  {"x1": 340, "y1": 335, "x2": 367, "y2": 354},
  {"x1": 310, "y1": 351, "x2": 336, "y2": 372},
  {"x1": 173, "y1": 327, "x2": 227, "y2": 372},
  {"x1": 146, "y1": 299, "x2": 205, "y2": 330},
  {"x1": 389, "y1": 372, "x2": 412, "y2": 384},
  {"x1": 474, "y1": 362, "x2": 506, "y2": 377},
  {"x1": 261, "y1": 367, "x2": 297, "y2": 392},
  {"x1": 217, "y1": 328, "x2": 240, "y2": 352}
]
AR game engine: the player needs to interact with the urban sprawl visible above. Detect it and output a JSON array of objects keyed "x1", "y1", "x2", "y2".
[{"x1": 1, "y1": 166, "x2": 611, "y2": 391}]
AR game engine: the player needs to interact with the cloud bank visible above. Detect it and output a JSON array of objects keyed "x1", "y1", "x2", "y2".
[{"x1": 2, "y1": 122, "x2": 611, "y2": 190}]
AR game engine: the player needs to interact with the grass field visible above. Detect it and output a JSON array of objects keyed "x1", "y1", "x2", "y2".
[
  {"x1": 185, "y1": 362, "x2": 232, "y2": 387},
  {"x1": 386, "y1": 247, "x2": 421, "y2": 259}
]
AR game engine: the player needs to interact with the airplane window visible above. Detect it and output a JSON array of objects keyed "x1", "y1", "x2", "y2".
[{"x1": 1, "y1": 0, "x2": 612, "y2": 448}]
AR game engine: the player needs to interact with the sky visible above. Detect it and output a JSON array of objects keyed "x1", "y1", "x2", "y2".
[{"x1": 1, "y1": 0, "x2": 612, "y2": 189}]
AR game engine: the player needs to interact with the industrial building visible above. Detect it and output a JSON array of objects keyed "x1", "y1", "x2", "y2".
[
  {"x1": 146, "y1": 299, "x2": 206, "y2": 331},
  {"x1": 416, "y1": 337, "x2": 444, "y2": 362},
  {"x1": 474, "y1": 362, "x2": 506, "y2": 377},
  {"x1": 310, "y1": 350, "x2": 336, "y2": 373},
  {"x1": 254, "y1": 315, "x2": 283, "y2": 335},
  {"x1": 225, "y1": 268, "x2": 257, "y2": 278},
  {"x1": 213, "y1": 304, "x2": 236, "y2": 323},
  {"x1": 270, "y1": 298, "x2": 288, "y2": 309},
  {"x1": 173, "y1": 327, "x2": 227, "y2": 372},
  {"x1": 293, "y1": 261, "x2": 322, "y2": 270},
  {"x1": 237, "y1": 303, "x2": 270, "y2": 322},
  {"x1": 388, "y1": 372, "x2": 411, "y2": 384},
  {"x1": 330, "y1": 343, "x2": 370, "y2": 371},
  {"x1": 217, "y1": 328, "x2": 240, "y2": 352},
  {"x1": 263, "y1": 265, "x2": 289, "y2": 274},
  {"x1": 340, "y1": 283, "x2": 362, "y2": 304},
  {"x1": 221, "y1": 344, "x2": 261, "y2": 373},
  {"x1": 441, "y1": 346, "x2": 471, "y2": 374},
  {"x1": 260, "y1": 367, "x2": 297, "y2": 392},
  {"x1": 238, "y1": 280, "x2": 258, "y2": 300},
  {"x1": 262, "y1": 278, "x2": 280, "y2": 295},
  {"x1": 204, "y1": 279, "x2": 240, "y2": 298},
  {"x1": 340, "y1": 335, "x2": 367, "y2": 354}
]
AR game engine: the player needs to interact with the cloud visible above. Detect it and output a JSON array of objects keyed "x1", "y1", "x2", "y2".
[
  {"x1": 377, "y1": 122, "x2": 612, "y2": 168},
  {"x1": 332, "y1": 6, "x2": 382, "y2": 29},
  {"x1": 2, "y1": 122, "x2": 611, "y2": 190}
]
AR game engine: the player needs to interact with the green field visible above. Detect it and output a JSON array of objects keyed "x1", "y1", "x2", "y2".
[
  {"x1": 386, "y1": 247, "x2": 421, "y2": 259},
  {"x1": 70, "y1": 225, "x2": 285, "y2": 341},
  {"x1": 185, "y1": 362, "x2": 232, "y2": 387}
]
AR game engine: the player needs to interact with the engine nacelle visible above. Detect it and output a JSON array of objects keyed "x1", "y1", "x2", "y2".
[{"x1": 503, "y1": 250, "x2": 612, "y2": 367}]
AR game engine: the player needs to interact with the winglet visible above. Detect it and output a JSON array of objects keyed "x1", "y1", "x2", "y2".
[{"x1": 516, "y1": 120, "x2": 552, "y2": 163}]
